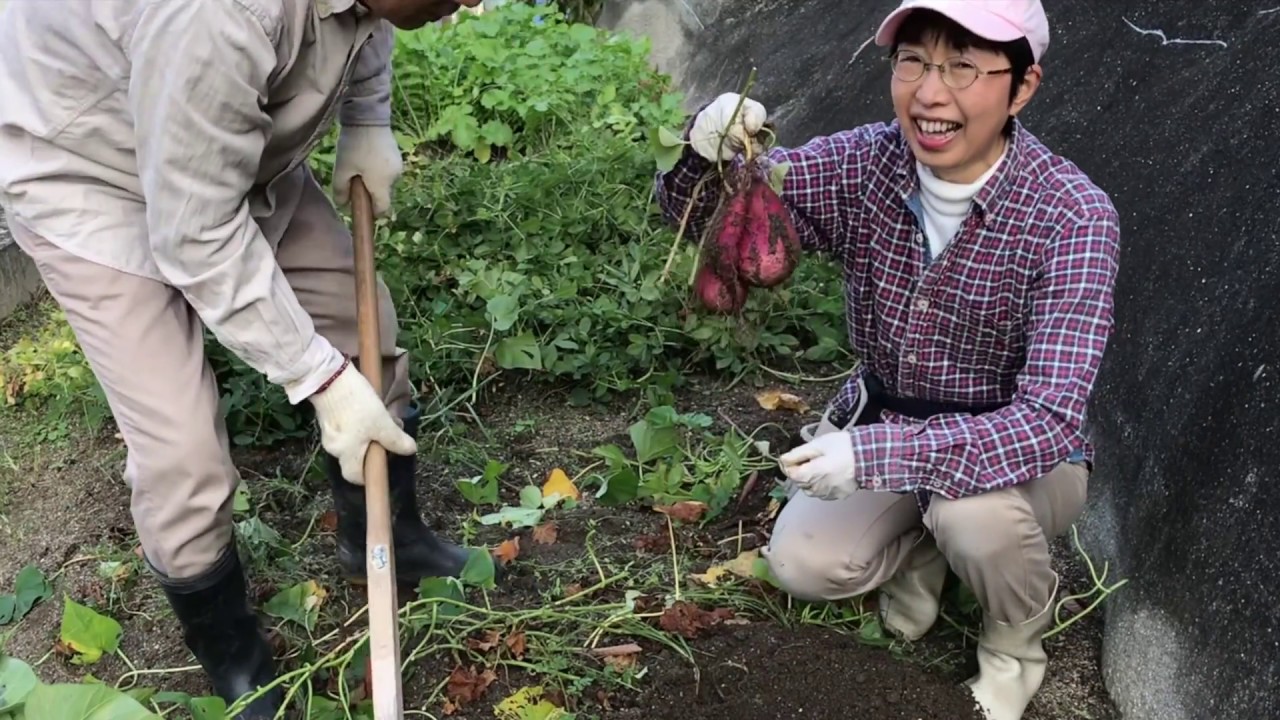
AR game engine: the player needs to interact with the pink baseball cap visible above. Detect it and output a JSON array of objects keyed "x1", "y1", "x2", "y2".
[{"x1": 874, "y1": 0, "x2": 1050, "y2": 63}]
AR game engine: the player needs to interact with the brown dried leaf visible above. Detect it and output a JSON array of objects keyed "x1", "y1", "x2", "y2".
[
  {"x1": 561, "y1": 582, "x2": 584, "y2": 598},
  {"x1": 531, "y1": 522, "x2": 559, "y2": 545},
  {"x1": 494, "y1": 537, "x2": 521, "y2": 565},
  {"x1": 632, "y1": 533, "x2": 667, "y2": 553},
  {"x1": 755, "y1": 389, "x2": 810, "y2": 413},
  {"x1": 445, "y1": 665, "x2": 498, "y2": 707},
  {"x1": 504, "y1": 630, "x2": 527, "y2": 659},
  {"x1": 657, "y1": 600, "x2": 736, "y2": 639},
  {"x1": 654, "y1": 500, "x2": 708, "y2": 524},
  {"x1": 318, "y1": 510, "x2": 339, "y2": 533},
  {"x1": 589, "y1": 643, "x2": 643, "y2": 657},
  {"x1": 466, "y1": 629, "x2": 502, "y2": 652},
  {"x1": 604, "y1": 654, "x2": 638, "y2": 671}
]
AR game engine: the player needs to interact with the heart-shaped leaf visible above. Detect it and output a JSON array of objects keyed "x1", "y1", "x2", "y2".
[{"x1": 59, "y1": 597, "x2": 122, "y2": 665}]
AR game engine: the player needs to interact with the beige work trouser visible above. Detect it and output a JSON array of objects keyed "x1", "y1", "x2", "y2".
[
  {"x1": 761, "y1": 412, "x2": 1088, "y2": 625},
  {"x1": 8, "y1": 168, "x2": 411, "y2": 581}
]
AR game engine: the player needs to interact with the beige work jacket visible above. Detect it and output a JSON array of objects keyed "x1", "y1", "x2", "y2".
[{"x1": 0, "y1": 0, "x2": 394, "y2": 402}]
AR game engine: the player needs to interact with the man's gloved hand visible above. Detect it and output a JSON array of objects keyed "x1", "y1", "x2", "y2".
[
  {"x1": 308, "y1": 361, "x2": 417, "y2": 485},
  {"x1": 689, "y1": 92, "x2": 768, "y2": 162},
  {"x1": 778, "y1": 431, "x2": 857, "y2": 501},
  {"x1": 332, "y1": 125, "x2": 404, "y2": 218}
]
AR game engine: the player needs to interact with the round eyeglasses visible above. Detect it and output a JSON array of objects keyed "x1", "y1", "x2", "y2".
[{"x1": 889, "y1": 51, "x2": 1012, "y2": 90}]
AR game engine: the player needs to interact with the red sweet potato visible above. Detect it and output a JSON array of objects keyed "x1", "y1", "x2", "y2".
[
  {"x1": 691, "y1": 180, "x2": 751, "y2": 313},
  {"x1": 693, "y1": 261, "x2": 748, "y2": 314},
  {"x1": 702, "y1": 184, "x2": 750, "y2": 277},
  {"x1": 737, "y1": 174, "x2": 800, "y2": 288}
]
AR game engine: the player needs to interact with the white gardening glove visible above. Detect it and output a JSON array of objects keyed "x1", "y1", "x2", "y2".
[
  {"x1": 308, "y1": 362, "x2": 417, "y2": 485},
  {"x1": 332, "y1": 125, "x2": 404, "y2": 218},
  {"x1": 778, "y1": 431, "x2": 857, "y2": 501},
  {"x1": 689, "y1": 93, "x2": 768, "y2": 162}
]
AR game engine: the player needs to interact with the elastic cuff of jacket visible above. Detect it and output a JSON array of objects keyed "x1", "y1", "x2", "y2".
[{"x1": 281, "y1": 337, "x2": 346, "y2": 405}]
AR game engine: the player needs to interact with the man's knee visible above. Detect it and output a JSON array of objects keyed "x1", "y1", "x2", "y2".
[
  {"x1": 763, "y1": 529, "x2": 879, "y2": 602},
  {"x1": 926, "y1": 490, "x2": 1025, "y2": 569},
  {"x1": 126, "y1": 419, "x2": 238, "y2": 580}
]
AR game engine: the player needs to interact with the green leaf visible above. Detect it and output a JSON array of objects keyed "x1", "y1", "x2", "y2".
[
  {"x1": 455, "y1": 459, "x2": 504, "y2": 506},
  {"x1": 628, "y1": 418, "x2": 679, "y2": 463},
  {"x1": 0, "y1": 655, "x2": 39, "y2": 712},
  {"x1": 767, "y1": 161, "x2": 791, "y2": 195},
  {"x1": 650, "y1": 129, "x2": 684, "y2": 173},
  {"x1": 486, "y1": 294, "x2": 520, "y2": 332},
  {"x1": 187, "y1": 696, "x2": 227, "y2": 720},
  {"x1": 592, "y1": 445, "x2": 629, "y2": 467},
  {"x1": 0, "y1": 597, "x2": 14, "y2": 626},
  {"x1": 494, "y1": 334, "x2": 543, "y2": 370},
  {"x1": 59, "y1": 597, "x2": 122, "y2": 665},
  {"x1": 514, "y1": 486, "x2": 541, "y2": 510},
  {"x1": 477, "y1": 506, "x2": 543, "y2": 530},
  {"x1": 23, "y1": 683, "x2": 159, "y2": 720},
  {"x1": 460, "y1": 548, "x2": 496, "y2": 589},
  {"x1": 13, "y1": 567, "x2": 51, "y2": 619},
  {"x1": 416, "y1": 578, "x2": 465, "y2": 619},
  {"x1": 262, "y1": 580, "x2": 327, "y2": 633},
  {"x1": 480, "y1": 120, "x2": 515, "y2": 148},
  {"x1": 594, "y1": 467, "x2": 640, "y2": 506},
  {"x1": 657, "y1": 126, "x2": 685, "y2": 147},
  {"x1": 148, "y1": 692, "x2": 192, "y2": 706},
  {"x1": 233, "y1": 480, "x2": 252, "y2": 514}
]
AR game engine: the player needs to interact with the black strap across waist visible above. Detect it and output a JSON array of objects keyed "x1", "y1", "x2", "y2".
[{"x1": 834, "y1": 372, "x2": 1009, "y2": 426}]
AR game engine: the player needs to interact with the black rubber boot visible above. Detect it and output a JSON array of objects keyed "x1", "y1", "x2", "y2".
[
  {"x1": 153, "y1": 545, "x2": 284, "y2": 719},
  {"x1": 326, "y1": 402, "x2": 482, "y2": 587}
]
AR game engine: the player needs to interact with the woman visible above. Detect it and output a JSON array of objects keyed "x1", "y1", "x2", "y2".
[
  {"x1": 655, "y1": 2, "x2": 1120, "y2": 719},
  {"x1": 0, "y1": 0, "x2": 483, "y2": 717}
]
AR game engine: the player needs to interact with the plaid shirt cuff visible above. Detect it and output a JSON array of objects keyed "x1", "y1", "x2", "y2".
[{"x1": 849, "y1": 420, "x2": 928, "y2": 493}]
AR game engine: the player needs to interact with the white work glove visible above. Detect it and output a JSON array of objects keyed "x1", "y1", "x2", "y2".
[
  {"x1": 308, "y1": 362, "x2": 417, "y2": 485},
  {"x1": 778, "y1": 431, "x2": 857, "y2": 501},
  {"x1": 332, "y1": 125, "x2": 404, "y2": 218},
  {"x1": 689, "y1": 93, "x2": 768, "y2": 162}
]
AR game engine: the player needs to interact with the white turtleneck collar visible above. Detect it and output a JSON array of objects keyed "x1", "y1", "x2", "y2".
[{"x1": 916, "y1": 142, "x2": 1007, "y2": 260}]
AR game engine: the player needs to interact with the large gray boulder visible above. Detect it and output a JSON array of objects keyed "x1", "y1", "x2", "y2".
[{"x1": 601, "y1": 1, "x2": 1280, "y2": 718}]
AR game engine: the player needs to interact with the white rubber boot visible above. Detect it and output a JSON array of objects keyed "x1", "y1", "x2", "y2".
[
  {"x1": 877, "y1": 533, "x2": 948, "y2": 641},
  {"x1": 965, "y1": 574, "x2": 1058, "y2": 720}
]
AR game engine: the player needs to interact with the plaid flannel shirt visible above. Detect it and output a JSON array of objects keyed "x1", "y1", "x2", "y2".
[{"x1": 656, "y1": 119, "x2": 1120, "y2": 511}]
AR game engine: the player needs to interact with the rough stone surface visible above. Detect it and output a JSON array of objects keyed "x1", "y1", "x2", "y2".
[
  {"x1": 601, "y1": 1, "x2": 1280, "y2": 719},
  {"x1": 0, "y1": 208, "x2": 43, "y2": 320}
]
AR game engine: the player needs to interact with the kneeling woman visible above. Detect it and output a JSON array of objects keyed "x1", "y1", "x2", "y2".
[{"x1": 654, "y1": 2, "x2": 1119, "y2": 719}]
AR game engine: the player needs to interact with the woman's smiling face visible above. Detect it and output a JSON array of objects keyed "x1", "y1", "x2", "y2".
[{"x1": 888, "y1": 12, "x2": 1042, "y2": 183}]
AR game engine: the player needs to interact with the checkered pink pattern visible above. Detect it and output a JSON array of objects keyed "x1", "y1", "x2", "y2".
[{"x1": 656, "y1": 120, "x2": 1120, "y2": 509}]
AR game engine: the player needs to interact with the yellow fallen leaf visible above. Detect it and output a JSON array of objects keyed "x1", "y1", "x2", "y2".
[
  {"x1": 493, "y1": 685, "x2": 569, "y2": 720},
  {"x1": 302, "y1": 580, "x2": 328, "y2": 613},
  {"x1": 724, "y1": 548, "x2": 761, "y2": 578},
  {"x1": 689, "y1": 549, "x2": 761, "y2": 587},
  {"x1": 755, "y1": 389, "x2": 810, "y2": 413},
  {"x1": 541, "y1": 468, "x2": 580, "y2": 503},
  {"x1": 689, "y1": 565, "x2": 730, "y2": 587}
]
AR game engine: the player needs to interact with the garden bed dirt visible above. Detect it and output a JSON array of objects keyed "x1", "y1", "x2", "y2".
[{"x1": 0, "y1": 357, "x2": 1119, "y2": 720}]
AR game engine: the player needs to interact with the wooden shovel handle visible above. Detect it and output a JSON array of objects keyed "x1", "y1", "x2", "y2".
[{"x1": 350, "y1": 176, "x2": 404, "y2": 719}]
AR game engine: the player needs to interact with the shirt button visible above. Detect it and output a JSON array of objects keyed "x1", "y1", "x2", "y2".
[
  {"x1": 906, "y1": 353, "x2": 918, "y2": 363},
  {"x1": 915, "y1": 298, "x2": 930, "y2": 311}
]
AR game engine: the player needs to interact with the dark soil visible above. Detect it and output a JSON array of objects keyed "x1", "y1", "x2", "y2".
[
  {"x1": 0, "y1": 322, "x2": 1119, "y2": 719},
  {"x1": 620, "y1": 623, "x2": 984, "y2": 720}
]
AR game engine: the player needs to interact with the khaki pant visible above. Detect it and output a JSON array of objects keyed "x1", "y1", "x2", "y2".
[
  {"x1": 8, "y1": 168, "x2": 411, "y2": 581},
  {"x1": 761, "y1": 414, "x2": 1088, "y2": 625}
]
